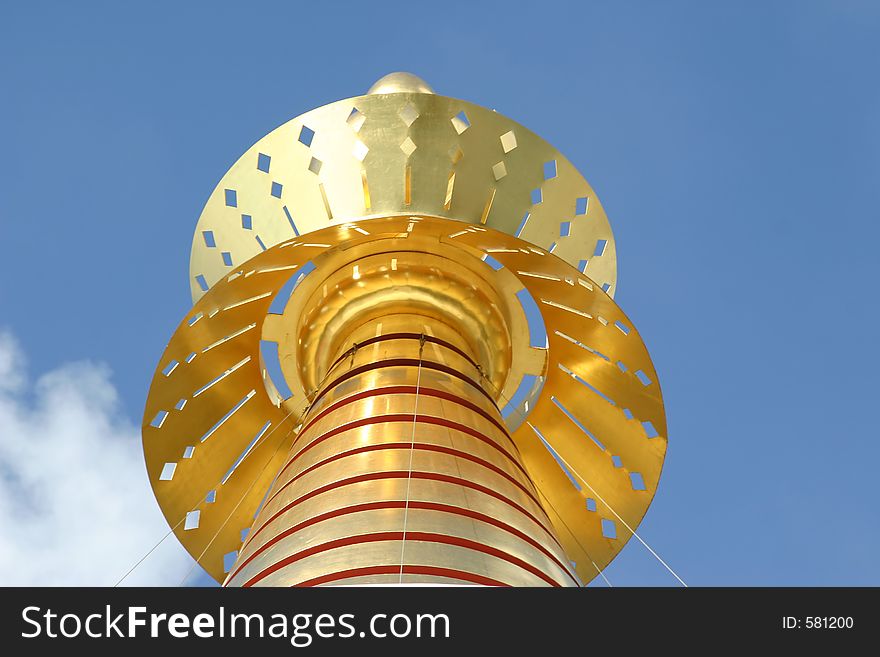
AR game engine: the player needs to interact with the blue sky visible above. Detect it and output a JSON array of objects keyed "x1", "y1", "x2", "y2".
[{"x1": 1, "y1": 1, "x2": 879, "y2": 586}]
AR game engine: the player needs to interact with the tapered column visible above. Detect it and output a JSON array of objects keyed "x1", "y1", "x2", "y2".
[{"x1": 224, "y1": 316, "x2": 578, "y2": 587}]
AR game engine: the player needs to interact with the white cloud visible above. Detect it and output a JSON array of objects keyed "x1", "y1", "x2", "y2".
[{"x1": 0, "y1": 330, "x2": 195, "y2": 585}]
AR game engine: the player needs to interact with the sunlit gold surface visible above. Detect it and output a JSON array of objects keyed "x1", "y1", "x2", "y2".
[
  {"x1": 143, "y1": 216, "x2": 666, "y2": 584},
  {"x1": 188, "y1": 90, "x2": 617, "y2": 302},
  {"x1": 367, "y1": 72, "x2": 436, "y2": 95},
  {"x1": 225, "y1": 328, "x2": 577, "y2": 587}
]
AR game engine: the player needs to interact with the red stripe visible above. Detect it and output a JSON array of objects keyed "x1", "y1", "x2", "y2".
[
  {"x1": 293, "y1": 565, "x2": 509, "y2": 588},
  {"x1": 328, "y1": 332, "x2": 480, "y2": 372},
  {"x1": 268, "y1": 441, "x2": 539, "y2": 512},
  {"x1": 273, "y1": 414, "x2": 523, "y2": 499},
  {"x1": 240, "y1": 530, "x2": 564, "y2": 587},
  {"x1": 287, "y1": 413, "x2": 520, "y2": 474},
  {"x1": 228, "y1": 499, "x2": 578, "y2": 585},
  {"x1": 310, "y1": 358, "x2": 495, "y2": 408},
  {"x1": 300, "y1": 385, "x2": 509, "y2": 439},
  {"x1": 246, "y1": 470, "x2": 553, "y2": 549}
]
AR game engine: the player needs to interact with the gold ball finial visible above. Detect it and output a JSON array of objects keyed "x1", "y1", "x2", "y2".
[{"x1": 367, "y1": 71, "x2": 435, "y2": 95}]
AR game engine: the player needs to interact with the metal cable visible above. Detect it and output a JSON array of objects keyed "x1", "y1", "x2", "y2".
[
  {"x1": 478, "y1": 374, "x2": 686, "y2": 587},
  {"x1": 114, "y1": 354, "x2": 346, "y2": 588},
  {"x1": 525, "y1": 420, "x2": 687, "y2": 587},
  {"x1": 398, "y1": 334, "x2": 426, "y2": 583},
  {"x1": 179, "y1": 420, "x2": 295, "y2": 587}
]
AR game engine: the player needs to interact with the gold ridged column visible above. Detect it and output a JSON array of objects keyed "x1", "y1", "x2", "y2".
[
  {"x1": 224, "y1": 317, "x2": 578, "y2": 587},
  {"x1": 143, "y1": 73, "x2": 670, "y2": 587}
]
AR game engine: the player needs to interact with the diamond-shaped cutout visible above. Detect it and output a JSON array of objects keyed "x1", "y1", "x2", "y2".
[
  {"x1": 601, "y1": 518, "x2": 617, "y2": 539},
  {"x1": 184, "y1": 510, "x2": 200, "y2": 531},
  {"x1": 298, "y1": 125, "x2": 315, "y2": 147},
  {"x1": 398, "y1": 102, "x2": 419, "y2": 127},
  {"x1": 257, "y1": 153, "x2": 271, "y2": 173},
  {"x1": 448, "y1": 145, "x2": 463, "y2": 164},
  {"x1": 492, "y1": 161, "x2": 507, "y2": 181},
  {"x1": 346, "y1": 107, "x2": 366, "y2": 133},
  {"x1": 400, "y1": 137, "x2": 417, "y2": 156},
  {"x1": 308, "y1": 157, "x2": 322, "y2": 175},
  {"x1": 352, "y1": 140, "x2": 369, "y2": 161},
  {"x1": 451, "y1": 110, "x2": 470, "y2": 134},
  {"x1": 500, "y1": 130, "x2": 517, "y2": 153}
]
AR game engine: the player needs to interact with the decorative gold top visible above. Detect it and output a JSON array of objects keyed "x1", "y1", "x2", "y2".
[
  {"x1": 367, "y1": 71, "x2": 435, "y2": 95},
  {"x1": 188, "y1": 79, "x2": 617, "y2": 303},
  {"x1": 143, "y1": 76, "x2": 667, "y2": 586}
]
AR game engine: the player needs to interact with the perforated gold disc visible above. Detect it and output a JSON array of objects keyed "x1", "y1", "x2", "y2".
[
  {"x1": 188, "y1": 91, "x2": 617, "y2": 303},
  {"x1": 144, "y1": 216, "x2": 665, "y2": 583}
]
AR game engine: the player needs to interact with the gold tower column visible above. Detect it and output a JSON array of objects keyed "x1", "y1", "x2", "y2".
[
  {"x1": 225, "y1": 318, "x2": 577, "y2": 587},
  {"x1": 142, "y1": 74, "x2": 669, "y2": 587}
]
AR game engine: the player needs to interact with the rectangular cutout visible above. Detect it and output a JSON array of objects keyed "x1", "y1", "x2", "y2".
[
  {"x1": 282, "y1": 206, "x2": 299, "y2": 236},
  {"x1": 551, "y1": 396, "x2": 606, "y2": 451},
  {"x1": 630, "y1": 472, "x2": 647, "y2": 491},
  {"x1": 221, "y1": 420, "x2": 271, "y2": 485},
  {"x1": 558, "y1": 363, "x2": 616, "y2": 406},
  {"x1": 515, "y1": 212, "x2": 530, "y2": 238},
  {"x1": 516, "y1": 288, "x2": 548, "y2": 349},
  {"x1": 192, "y1": 357, "x2": 251, "y2": 398},
  {"x1": 202, "y1": 323, "x2": 257, "y2": 353},
  {"x1": 480, "y1": 187, "x2": 496, "y2": 224},
  {"x1": 554, "y1": 330, "x2": 610, "y2": 361},
  {"x1": 529, "y1": 423, "x2": 581, "y2": 492},
  {"x1": 159, "y1": 463, "x2": 176, "y2": 481},
  {"x1": 150, "y1": 410, "x2": 169, "y2": 429},
  {"x1": 199, "y1": 391, "x2": 256, "y2": 443}
]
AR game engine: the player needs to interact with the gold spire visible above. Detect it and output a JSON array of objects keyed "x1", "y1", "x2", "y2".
[{"x1": 143, "y1": 76, "x2": 667, "y2": 586}]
